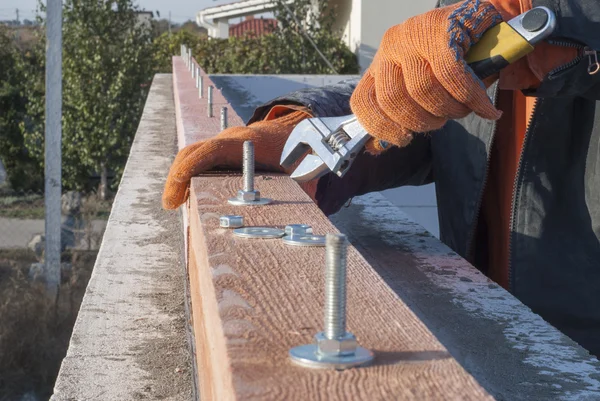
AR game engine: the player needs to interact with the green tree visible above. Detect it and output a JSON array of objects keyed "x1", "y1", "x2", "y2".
[
  {"x1": 22, "y1": 0, "x2": 155, "y2": 196},
  {"x1": 152, "y1": 0, "x2": 359, "y2": 75},
  {"x1": 0, "y1": 26, "x2": 43, "y2": 191}
]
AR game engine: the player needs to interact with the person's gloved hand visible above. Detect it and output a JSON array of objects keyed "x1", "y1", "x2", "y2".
[
  {"x1": 350, "y1": 0, "x2": 504, "y2": 153},
  {"x1": 163, "y1": 107, "x2": 313, "y2": 209}
]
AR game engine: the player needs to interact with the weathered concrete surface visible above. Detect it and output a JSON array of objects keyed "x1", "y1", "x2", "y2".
[
  {"x1": 331, "y1": 193, "x2": 600, "y2": 401},
  {"x1": 51, "y1": 74, "x2": 193, "y2": 400}
]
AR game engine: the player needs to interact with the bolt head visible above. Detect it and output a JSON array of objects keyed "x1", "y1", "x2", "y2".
[
  {"x1": 220, "y1": 215, "x2": 244, "y2": 228},
  {"x1": 237, "y1": 190, "x2": 260, "y2": 201},
  {"x1": 315, "y1": 332, "x2": 357, "y2": 357},
  {"x1": 285, "y1": 224, "x2": 313, "y2": 237}
]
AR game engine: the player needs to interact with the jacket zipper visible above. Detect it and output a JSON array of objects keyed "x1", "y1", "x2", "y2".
[
  {"x1": 507, "y1": 98, "x2": 540, "y2": 293},
  {"x1": 506, "y1": 44, "x2": 597, "y2": 290},
  {"x1": 584, "y1": 48, "x2": 600, "y2": 75},
  {"x1": 465, "y1": 84, "x2": 500, "y2": 262},
  {"x1": 546, "y1": 41, "x2": 598, "y2": 79}
]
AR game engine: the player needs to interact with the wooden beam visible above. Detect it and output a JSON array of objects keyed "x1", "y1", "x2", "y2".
[
  {"x1": 187, "y1": 173, "x2": 493, "y2": 400},
  {"x1": 172, "y1": 56, "x2": 492, "y2": 399}
]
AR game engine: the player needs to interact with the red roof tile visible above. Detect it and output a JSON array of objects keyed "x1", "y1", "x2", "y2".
[{"x1": 229, "y1": 18, "x2": 277, "y2": 37}]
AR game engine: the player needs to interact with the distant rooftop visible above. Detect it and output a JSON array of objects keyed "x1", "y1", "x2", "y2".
[{"x1": 229, "y1": 15, "x2": 277, "y2": 37}]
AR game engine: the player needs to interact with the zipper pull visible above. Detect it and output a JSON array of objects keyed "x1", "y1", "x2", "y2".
[{"x1": 584, "y1": 47, "x2": 600, "y2": 75}]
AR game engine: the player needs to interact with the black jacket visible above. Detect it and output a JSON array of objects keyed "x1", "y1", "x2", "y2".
[{"x1": 249, "y1": 0, "x2": 600, "y2": 355}]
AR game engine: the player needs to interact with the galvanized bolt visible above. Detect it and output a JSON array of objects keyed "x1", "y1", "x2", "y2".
[
  {"x1": 199, "y1": 76, "x2": 204, "y2": 99},
  {"x1": 220, "y1": 107, "x2": 228, "y2": 130},
  {"x1": 220, "y1": 215, "x2": 244, "y2": 228},
  {"x1": 243, "y1": 140, "x2": 254, "y2": 192},
  {"x1": 285, "y1": 224, "x2": 313, "y2": 237},
  {"x1": 324, "y1": 234, "x2": 347, "y2": 339},
  {"x1": 282, "y1": 225, "x2": 325, "y2": 247},
  {"x1": 228, "y1": 141, "x2": 272, "y2": 206},
  {"x1": 289, "y1": 234, "x2": 374, "y2": 370},
  {"x1": 207, "y1": 85, "x2": 213, "y2": 117}
]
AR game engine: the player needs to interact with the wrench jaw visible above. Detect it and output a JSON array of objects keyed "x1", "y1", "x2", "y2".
[
  {"x1": 280, "y1": 119, "x2": 318, "y2": 169},
  {"x1": 289, "y1": 154, "x2": 331, "y2": 182},
  {"x1": 281, "y1": 115, "x2": 371, "y2": 182}
]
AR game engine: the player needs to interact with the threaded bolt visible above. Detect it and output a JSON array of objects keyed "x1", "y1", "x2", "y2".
[
  {"x1": 221, "y1": 107, "x2": 228, "y2": 130},
  {"x1": 228, "y1": 140, "x2": 271, "y2": 206},
  {"x1": 207, "y1": 85, "x2": 213, "y2": 117},
  {"x1": 324, "y1": 234, "x2": 347, "y2": 340},
  {"x1": 243, "y1": 141, "x2": 254, "y2": 192},
  {"x1": 288, "y1": 232, "x2": 374, "y2": 369}
]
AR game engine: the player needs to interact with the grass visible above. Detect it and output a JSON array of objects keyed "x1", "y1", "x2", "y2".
[
  {"x1": 0, "y1": 249, "x2": 97, "y2": 401},
  {"x1": 0, "y1": 192, "x2": 113, "y2": 220},
  {"x1": 0, "y1": 193, "x2": 45, "y2": 219}
]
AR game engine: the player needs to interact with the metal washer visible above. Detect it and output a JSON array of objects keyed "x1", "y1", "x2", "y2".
[
  {"x1": 228, "y1": 197, "x2": 272, "y2": 206},
  {"x1": 282, "y1": 234, "x2": 326, "y2": 247},
  {"x1": 289, "y1": 344, "x2": 374, "y2": 370},
  {"x1": 233, "y1": 227, "x2": 285, "y2": 239}
]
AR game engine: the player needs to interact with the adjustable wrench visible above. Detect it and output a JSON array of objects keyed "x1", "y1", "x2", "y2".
[{"x1": 281, "y1": 7, "x2": 556, "y2": 182}]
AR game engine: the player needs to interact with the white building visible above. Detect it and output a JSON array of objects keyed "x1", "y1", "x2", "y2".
[
  {"x1": 329, "y1": 0, "x2": 438, "y2": 70},
  {"x1": 197, "y1": 0, "x2": 437, "y2": 71}
]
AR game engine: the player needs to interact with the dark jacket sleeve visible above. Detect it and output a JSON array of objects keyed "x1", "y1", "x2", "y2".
[
  {"x1": 247, "y1": 78, "x2": 359, "y2": 124},
  {"x1": 247, "y1": 78, "x2": 433, "y2": 215}
]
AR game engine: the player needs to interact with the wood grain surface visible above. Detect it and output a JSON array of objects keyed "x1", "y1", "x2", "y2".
[
  {"x1": 188, "y1": 174, "x2": 494, "y2": 401},
  {"x1": 172, "y1": 56, "x2": 493, "y2": 400}
]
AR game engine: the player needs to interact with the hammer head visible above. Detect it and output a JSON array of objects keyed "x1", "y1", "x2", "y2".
[{"x1": 280, "y1": 115, "x2": 371, "y2": 182}]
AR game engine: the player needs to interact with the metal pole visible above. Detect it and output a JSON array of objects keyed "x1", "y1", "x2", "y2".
[
  {"x1": 208, "y1": 85, "x2": 213, "y2": 117},
  {"x1": 199, "y1": 76, "x2": 204, "y2": 99},
  {"x1": 196, "y1": 67, "x2": 200, "y2": 88},
  {"x1": 44, "y1": 0, "x2": 62, "y2": 301}
]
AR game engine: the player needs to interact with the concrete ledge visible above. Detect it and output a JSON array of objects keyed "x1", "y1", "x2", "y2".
[
  {"x1": 51, "y1": 74, "x2": 193, "y2": 400},
  {"x1": 331, "y1": 194, "x2": 600, "y2": 400}
]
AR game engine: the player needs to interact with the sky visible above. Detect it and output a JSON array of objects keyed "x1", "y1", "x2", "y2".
[{"x1": 0, "y1": 0, "x2": 235, "y2": 24}]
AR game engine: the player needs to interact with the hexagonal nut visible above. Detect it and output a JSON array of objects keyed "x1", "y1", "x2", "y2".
[
  {"x1": 314, "y1": 332, "x2": 357, "y2": 357},
  {"x1": 220, "y1": 215, "x2": 244, "y2": 228},
  {"x1": 285, "y1": 224, "x2": 313, "y2": 237},
  {"x1": 237, "y1": 190, "x2": 260, "y2": 202}
]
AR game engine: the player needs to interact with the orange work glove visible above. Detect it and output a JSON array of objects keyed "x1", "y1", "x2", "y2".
[
  {"x1": 163, "y1": 107, "x2": 312, "y2": 210},
  {"x1": 350, "y1": 0, "x2": 503, "y2": 153}
]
